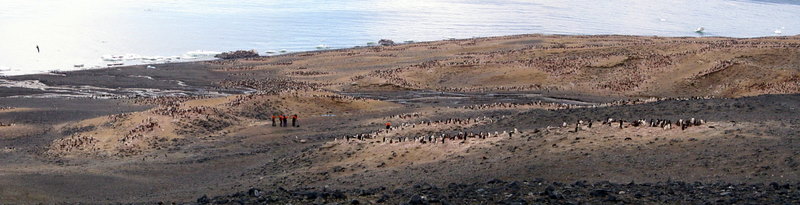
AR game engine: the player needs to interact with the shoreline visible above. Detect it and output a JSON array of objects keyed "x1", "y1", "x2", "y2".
[{"x1": 3, "y1": 33, "x2": 798, "y2": 77}]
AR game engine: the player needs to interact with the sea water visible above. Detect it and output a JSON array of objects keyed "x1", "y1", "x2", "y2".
[{"x1": 1, "y1": 0, "x2": 798, "y2": 75}]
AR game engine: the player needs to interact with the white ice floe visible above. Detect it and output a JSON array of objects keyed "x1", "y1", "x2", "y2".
[
  {"x1": 2, "y1": 49, "x2": 223, "y2": 77},
  {"x1": 184, "y1": 50, "x2": 221, "y2": 58},
  {"x1": 774, "y1": 27, "x2": 784, "y2": 35},
  {"x1": 695, "y1": 27, "x2": 705, "y2": 33},
  {"x1": 101, "y1": 55, "x2": 124, "y2": 61}
]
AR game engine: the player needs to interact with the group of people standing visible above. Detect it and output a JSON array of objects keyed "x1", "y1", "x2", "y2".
[{"x1": 272, "y1": 114, "x2": 299, "y2": 127}]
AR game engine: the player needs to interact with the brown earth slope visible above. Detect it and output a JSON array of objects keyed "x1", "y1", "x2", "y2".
[{"x1": 0, "y1": 34, "x2": 799, "y2": 203}]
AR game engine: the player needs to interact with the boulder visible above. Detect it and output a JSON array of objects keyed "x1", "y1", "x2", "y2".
[{"x1": 378, "y1": 39, "x2": 395, "y2": 46}]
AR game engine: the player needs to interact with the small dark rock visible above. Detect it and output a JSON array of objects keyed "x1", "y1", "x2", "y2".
[
  {"x1": 544, "y1": 186, "x2": 564, "y2": 199},
  {"x1": 590, "y1": 189, "x2": 609, "y2": 197},
  {"x1": 333, "y1": 166, "x2": 346, "y2": 172},
  {"x1": 358, "y1": 188, "x2": 376, "y2": 196},
  {"x1": 506, "y1": 181, "x2": 521, "y2": 190},
  {"x1": 331, "y1": 190, "x2": 347, "y2": 199},
  {"x1": 197, "y1": 195, "x2": 210, "y2": 204},
  {"x1": 296, "y1": 191, "x2": 319, "y2": 200},
  {"x1": 415, "y1": 183, "x2": 434, "y2": 191},
  {"x1": 408, "y1": 194, "x2": 429, "y2": 205},
  {"x1": 605, "y1": 195, "x2": 620, "y2": 202},
  {"x1": 377, "y1": 194, "x2": 389, "y2": 203},
  {"x1": 488, "y1": 178, "x2": 505, "y2": 184}
]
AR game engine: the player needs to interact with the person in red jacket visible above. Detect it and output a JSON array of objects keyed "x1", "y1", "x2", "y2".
[
  {"x1": 271, "y1": 115, "x2": 277, "y2": 127},
  {"x1": 291, "y1": 114, "x2": 299, "y2": 127},
  {"x1": 385, "y1": 122, "x2": 391, "y2": 130}
]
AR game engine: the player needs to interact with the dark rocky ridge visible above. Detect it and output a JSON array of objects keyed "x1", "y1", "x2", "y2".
[{"x1": 188, "y1": 179, "x2": 800, "y2": 204}]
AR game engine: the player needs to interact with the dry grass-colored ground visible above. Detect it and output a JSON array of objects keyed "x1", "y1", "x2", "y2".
[
  {"x1": 291, "y1": 120, "x2": 798, "y2": 190},
  {"x1": 46, "y1": 91, "x2": 400, "y2": 158},
  {"x1": 204, "y1": 34, "x2": 800, "y2": 98}
]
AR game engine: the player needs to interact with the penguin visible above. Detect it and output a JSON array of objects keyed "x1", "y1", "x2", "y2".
[{"x1": 574, "y1": 121, "x2": 580, "y2": 132}]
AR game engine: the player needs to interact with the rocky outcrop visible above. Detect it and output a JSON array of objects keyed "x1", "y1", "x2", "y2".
[
  {"x1": 214, "y1": 50, "x2": 260, "y2": 59},
  {"x1": 378, "y1": 39, "x2": 395, "y2": 46}
]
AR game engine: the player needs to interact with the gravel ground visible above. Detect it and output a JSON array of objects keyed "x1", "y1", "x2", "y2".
[{"x1": 190, "y1": 179, "x2": 800, "y2": 204}]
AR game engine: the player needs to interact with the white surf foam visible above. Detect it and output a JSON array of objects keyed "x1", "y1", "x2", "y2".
[{"x1": 0, "y1": 50, "x2": 224, "y2": 76}]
